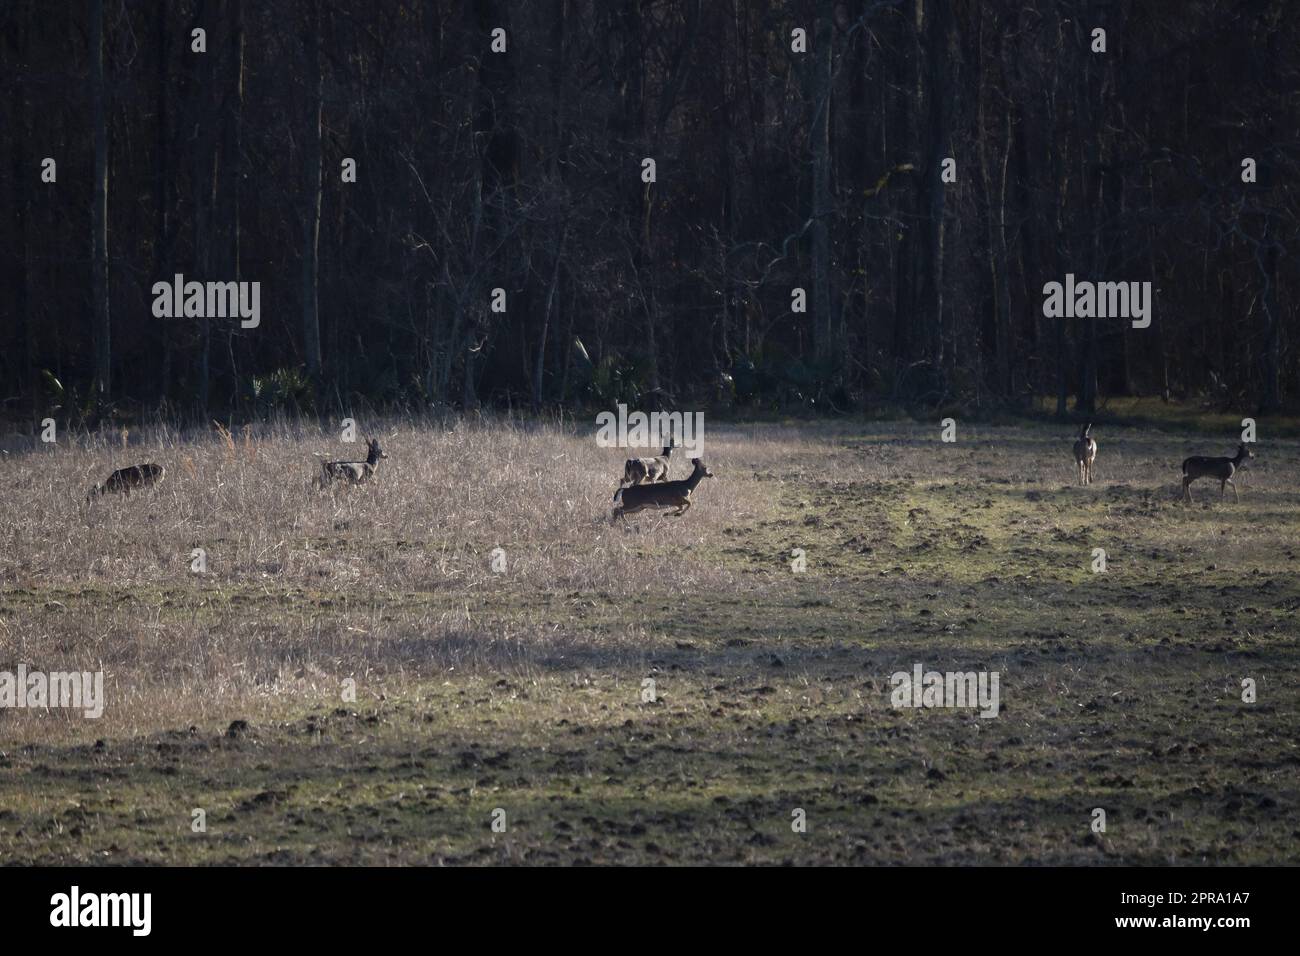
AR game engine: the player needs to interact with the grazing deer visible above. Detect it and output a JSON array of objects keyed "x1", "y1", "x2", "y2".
[
  {"x1": 86, "y1": 463, "x2": 165, "y2": 502},
  {"x1": 612, "y1": 458, "x2": 712, "y2": 524},
  {"x1": 318, "y1": 437, "x2": 388, "y2": 487},
  {"x1": 1073, "y1": 423, "x2": 1097, "y2": 485},
  {"x1": 1182, "y1": 443, "x2": 1253, "y2": 503},
  {"x1": 622, "y1": 443, "x2": 674, "y2": 486}
]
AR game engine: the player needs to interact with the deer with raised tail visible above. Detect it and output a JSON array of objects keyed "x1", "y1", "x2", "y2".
[
  {"x1": 621, "y1": 442, "x2": 674, "y2": 487},
  {"x1": 318, "y1": 437, "x2": 388, "y2": 487},
  {"x1": 1073, "y1": 424, "x2": 1097, "y2": 485}
]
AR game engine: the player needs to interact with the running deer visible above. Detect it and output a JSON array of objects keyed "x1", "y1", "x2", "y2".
[
  {"x1": 86, "y1": 463, "x2": 166, "y2": 502},
  {"x1": 1073, "y1": 424, "x2": 1097, "y2": 485},
  {"x1": 1181, "y1": 443, "x2": 1253, "y2": 503},
  {"x1": 622, "y1": 443, "x2": 674, "y2": 486},
  {"x1": 318, "y1": 437, "x2": 388, "y2": 487},
  {"x1": 612, "y1": 458, "x2": 712, "y2": 524}
]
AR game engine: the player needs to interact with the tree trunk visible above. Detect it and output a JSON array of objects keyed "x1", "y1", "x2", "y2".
[
  {"x1": 1077, "y1": 51, "x2": 1105, "y2": 416},
  {"x1": 976, "y1": 12, "x2": 1012, "y2": 397},
  {"x1": 533, "y1": 226, "x2": 567, "y2": 411},
  {"x1": 192, "y1": 23, "x2": 215, "y2": 416},
  {"x1": 811, "y1": 0, "x2": 834, "y2": 370},
  {"x1": 90, "y1": 0, "x2": 111, "y2": 402},
  {"x1": 1257, "y1": 227, "x2": 1282, "y2": 413},
  {"x1": 301, "y1": 0, "x2": 324, "y2": 399},
  {"x1": 155, "y1": 0, "x2": 171, "y2": 405},
  {"x1": 1048, "y1": 18, "x2": 1067, "y2": 418},
  {"x1": 9, "y1": 0, "x2": 38, "y2": 416},
  {"x1": 920, "y1": 0, "x2": 949, "y2": 371},
  {"x1": 222, "y1": 0, "x2": 245, "y2": 413},
  {"x1": 891, "y1": 7, "x2": 921, "y2": 366}
]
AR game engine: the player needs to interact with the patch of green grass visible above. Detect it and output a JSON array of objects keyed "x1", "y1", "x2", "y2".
[{"x1": 1029, "y1": 395, "x2": 1300, "y2": 437}]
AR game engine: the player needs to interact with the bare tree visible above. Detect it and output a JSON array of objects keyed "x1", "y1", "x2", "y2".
[
  {"x1": 90, "y1": 0, "x2": 111, "y2": 402},
  {"x1": 301, "y1": 0, "x2": 324, "y2": 398}
]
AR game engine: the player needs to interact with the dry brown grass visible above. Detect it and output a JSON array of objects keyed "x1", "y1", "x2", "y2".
[
  {"x1": 1, "y1": 415, "x2": 797, "y2": 591},
  {"x1": 0, "y1": 415, "x2": 791, "y2": 741}
]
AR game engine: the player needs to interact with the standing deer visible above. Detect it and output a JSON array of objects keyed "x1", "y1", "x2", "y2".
[
  {"x1": 1181, "y1": 443, "x2": 1254, "y2": 503},
  {"x1": 318, "y1": 437, "x2": 388, "y2": 487},
  {"x1": 612, "y1": 458, "x2": 713, "y2": 525},
  {"x1": 621, "y1": 443, "x2": 674, "y2": 487},
  {"x1": 1073, "y1": 424, "x2": 1097, "y2": 485},
  {"x1": 86, "y1": 463, "x2": 166, "y2": 502}
]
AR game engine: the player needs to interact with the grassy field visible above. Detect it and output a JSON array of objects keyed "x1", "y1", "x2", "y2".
[{"x1": 0, "y1": 414, "x2": 1297, "y2": 865}]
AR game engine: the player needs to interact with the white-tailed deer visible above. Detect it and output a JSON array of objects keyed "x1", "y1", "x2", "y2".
[
  {"x1": 319, "y1": 437, "x2": 388, "y2": 487},
  {"x1": 86, "y1": 463, "x2": 165, "y2": 502},
  {"x1": 1181, "y1": 442, "x2": 1253, "y2": 502},
  {"x1": 1073, "y1": 423, "x2": 1097, "y2": 485},
  {"x1": 612, "y1": 457, "x2": 712, "y2": 524},
  {"x1": 621, "y1": 443, "x2": 674, "y2": 486}
]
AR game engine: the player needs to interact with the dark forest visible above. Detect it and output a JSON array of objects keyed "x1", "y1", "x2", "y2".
[{"x1": 2, "y1": 0, "x2": 1296, "y2": 423}]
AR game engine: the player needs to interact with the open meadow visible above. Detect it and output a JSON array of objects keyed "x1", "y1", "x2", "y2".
[{"x1": 1, "y1": 415, "x2": 1297, "y2": 864}]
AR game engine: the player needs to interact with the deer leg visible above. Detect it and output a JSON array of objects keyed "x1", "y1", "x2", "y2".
[
  {"x1": 1229, "y1": 479, "x2": 1239, "y2": 502},
  {"x1": 1220, "y1": 480, "x2": 1227, "y2": 500},
  {"x1": 1182, "y1": 477, "x2": 1193, "y2": 502}
]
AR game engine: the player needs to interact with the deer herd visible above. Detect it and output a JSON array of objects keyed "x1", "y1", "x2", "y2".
[
  {"x1": 82, "y1": 425, "x2": 1258, "y2": 517},
  {"x1": 1069, "y1": 422, "x2": 1256, "y2": 502}
]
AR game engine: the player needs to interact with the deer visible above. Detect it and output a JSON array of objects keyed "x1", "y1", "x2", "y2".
[
  {"x1": 86, "y1": 463, "x2": 166, "y2": 502},
  {"x1": 1181, "y1": 442, "x2": 1254, "y2": 503},
  {"x1": 612, "y1": 458, "x2": 712, "y2": 525},
  {"x1": 621, "y1": 442, "x2": 674, "y2": 487},
  {"x1": 318, "y1": 437, "x2": 388, "y2": 487},
  {"x1": 1073, "y1": 423, "x2": 1097, "y2": 485}
]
